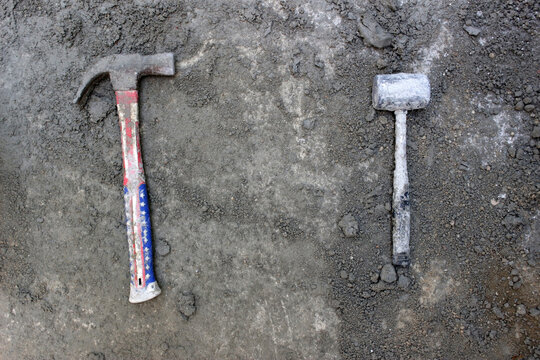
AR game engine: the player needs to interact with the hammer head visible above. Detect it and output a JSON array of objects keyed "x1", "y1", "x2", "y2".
[
  {"x1": 372, "y1": 73, "x2": 430, "y2": 112},
  {"x1": 74, "y1": 53, "x2": 175, "y2": 104}
]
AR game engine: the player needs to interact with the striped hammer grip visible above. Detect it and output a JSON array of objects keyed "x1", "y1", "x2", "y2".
[{"x1": 116, "y1": 90, "x2": 161, "y2": 303}]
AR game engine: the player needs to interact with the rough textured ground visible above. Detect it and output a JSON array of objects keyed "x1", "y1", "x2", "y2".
[{"x1": 1, "y1": 0, "x2": 539, "y2": 359}]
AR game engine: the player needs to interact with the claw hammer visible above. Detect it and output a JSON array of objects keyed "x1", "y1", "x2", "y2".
[{"x1": 74, "y1": 53, "x2": 175, "y2": 303}]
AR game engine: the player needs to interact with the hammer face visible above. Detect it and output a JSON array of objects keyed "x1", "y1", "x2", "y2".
[{"x1": 372, "y1": 73, "x2": 430, "y2": 112}]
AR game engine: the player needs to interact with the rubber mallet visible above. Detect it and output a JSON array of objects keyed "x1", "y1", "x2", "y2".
[
  {"x1": 74, "y1": 53, "x2": 175, "y2": 303},
  {"x1": 372, "y1": 73, "x2": 430, "y2": 266}
]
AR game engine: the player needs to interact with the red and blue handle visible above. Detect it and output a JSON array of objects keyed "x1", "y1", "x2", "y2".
[{"x1": 116, "y1": 90, "x2": 161, "y2": 303}]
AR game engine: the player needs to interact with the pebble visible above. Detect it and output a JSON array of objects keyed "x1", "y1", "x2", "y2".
[
  {"x1": 358, "y1": 14, "x2": 393, "y2": 48},
  {"x1": 492, "y1": 306, "x2": 504, "y2": 319},
  {"x1": 516, "y1": 304, "x2": 527, "y2": 316},
  {"x1": 524, "y1": 104, "x2": 535, "y2": 112},
  {"x1": 380, "y1": 264, "x2": 397, "y2": 283},
  {"x1": 338, "y1": 214, "x2": 359, "y2": 238},
  {"x1": 378, "y1": 116, "x2": 388, "y2": 125},
  {"x1": 156, "y1": 239, "x2": 170, "y2": 256},
  {"x1": 87, "y1": 98, "x2": 110, "y2": 124},
  {"x1": 37, "y1": 217, "x2": 44, "y2": 223},
  {"x1": 302, "y1": 118, "x2": 316, "y2": 130},
  {"x1": 177, "y1": 292, "x2": 196, "y2": 320},
  {"x1": 531, "y1": 126, "x2": 540, "y2": 138},
  {"x1": 397, "y1": 275, "x2": 410, "y2": 288},
  {"x1": 340, "y1": 270, "x2": 348, "y2": 279},
  {"x1": 366, "y1": 108, "x2": 375, "y2": 122},
  {"x1": 87, "y1": 353, "x2": 105, "y2": 360},
  {"x1": 515, "y1": 101, "x2": 524, "y2": 111},
  {"x1": 463, "y1": 25, "x2": 481, "y2": 36},
  {"x1": 530, "y1": 307, "x2": 540, "y2": 317},
  {"x1": 159, "y1": 342, "x2": 169, "y2": 354},
  {"x1": 507, "y1": 146, "x2": 516, "y2": 158},
  {"x1": 370, "y1": 272, "x2": 379, "y2": 283}
]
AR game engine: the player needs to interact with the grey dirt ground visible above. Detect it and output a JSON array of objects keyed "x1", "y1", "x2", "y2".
[{"x1": 1, "y1": 1, "x2": 539, "y2": 359}]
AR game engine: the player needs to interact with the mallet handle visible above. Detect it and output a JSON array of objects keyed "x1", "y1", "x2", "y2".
[
  {"x1": 116, "y1": 90, "x2": 161, "y2": 303},
  {"x1": 392, "y1": 110, "x2": 410, "y2": 266}
]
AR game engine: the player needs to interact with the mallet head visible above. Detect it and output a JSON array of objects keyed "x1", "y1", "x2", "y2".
[
  {"x1": 74, "y1": 53, "x2": 175, "y2": 104},
  {"x1": 372, "y1": 73, "x2": 430, "y2": 112}
]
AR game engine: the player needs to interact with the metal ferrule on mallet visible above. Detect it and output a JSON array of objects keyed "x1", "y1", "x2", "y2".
[{"x1": 372, "y1": 73, "x2": 430, "y2": 266}]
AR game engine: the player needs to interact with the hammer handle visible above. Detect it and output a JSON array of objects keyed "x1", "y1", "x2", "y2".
[
  {"x1": 392, "y1": 110, "x2": 410, "y2": 266},
  {"x1": 116, "y1": 90, "x2": 161, "y2": 303}
]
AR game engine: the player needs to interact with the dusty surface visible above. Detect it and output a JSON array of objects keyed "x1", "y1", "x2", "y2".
[{"x1": 1, "y1": 0, "x2": 539, "y2": 359}]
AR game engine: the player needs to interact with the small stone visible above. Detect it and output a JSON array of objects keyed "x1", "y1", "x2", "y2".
[
  {"x1": 380, "y1": 264, "x2": 397, "y2": 283},
  {"x1": 502, "y1": 214, "x2": 523, "y2": 228},
  {"x1": 531, "y1": 126, "x2": 540, "y2": 139},
  {"x1": 366, "y1": 108, "x2": 375, "y2": 122},
  {"x1": 338, "y1": 214, "x2": 359, "y2": 238},
  {"x1": 87, "y1": 353, "x2": 105, "y2": 360},
  {"x1": 177, "y1": 292, "x2": 196, "y2": 320},
  {"x1": 507, "y1": 146, "x2": 516, "y2": 158},
  {"x1": 516, "y1": 304, "x2": 527, "y2": 316},
  {"x1": 36, "y1": 217, "x2": 44, "y2": 223},
  {"x1": 87, "y1": 98, "x2": 111, "y2": 123},
  {"x1": 376, "y1": 58, "x2": 387, "y2": 69},
  {"x1": 492, "y1": 306, "x2": 504, "y2": 319},
  {"x1": 159, "y1": 342, "x2": 169, "y2": 354},
  {"x1": 370, "y1": 272, "x2": 379, "y2": 283},
  {"x1": 511, "y1": 269, "x2": 519, "y2": 276},
  {"x1": 340, "y1": 270, "x2": 348, "y2": 279},
  {"x1": 524, "y1": 104, "x2": 535, "y2": 112},
  {"x1": 515, "y1": 101, "x2": 524, "y2": 111},
  {"x1": 156, "y1": 239, "x2": 170, "y2": 256},
  {"x1": 397, "y1": 275, "x2": 410, "y2": 288},
  {"x1": 302, "y1": 118, "x2": 316, "y2": 130},
  {"x1": 463, "y1": 25, "x2": 481, "y2": 36},
  {"x1": 523, "y1": 97, "x2": 532, "y2": 105},
  {"x1": 489, "y1": 330, "x2": 497, "y2": 339},
  {"x1": 529, "y1": 308, "x2": 540, "y2": 317},
  {"x1": 348, "y1": 273, "x2": 355, "y2": 282},
  {"x1": 378, "y1": 116, "x2": 388, "y2": 125},
  {"x1": 358, "y1": 14, "x2": 393, "y2": 48}
]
